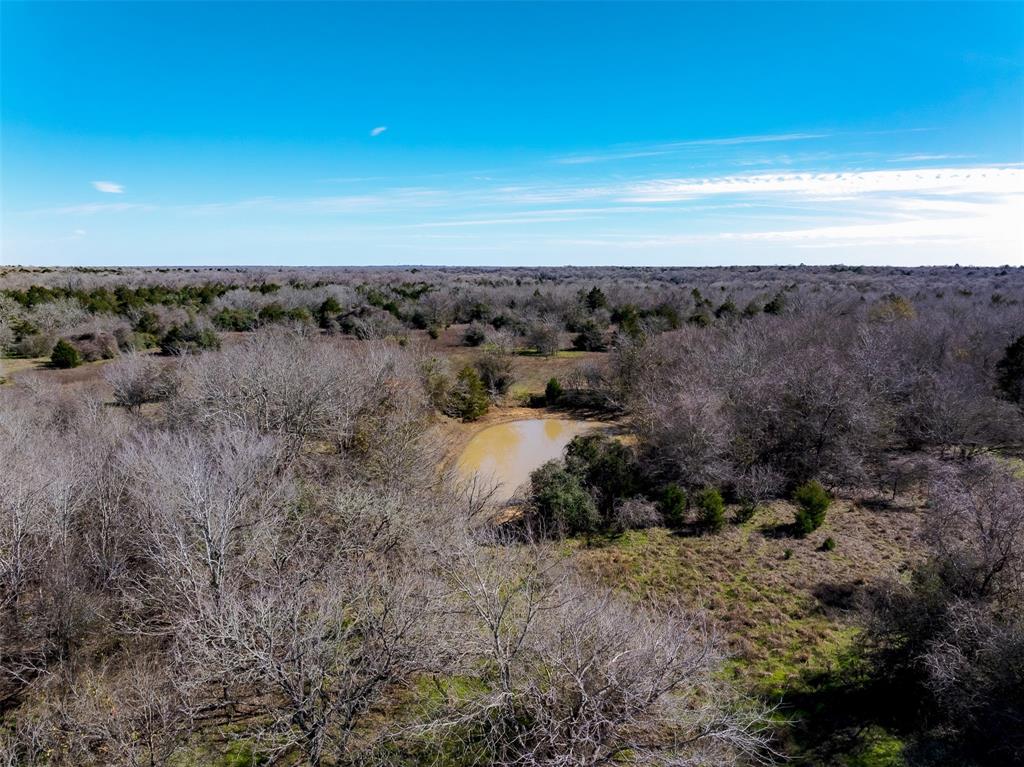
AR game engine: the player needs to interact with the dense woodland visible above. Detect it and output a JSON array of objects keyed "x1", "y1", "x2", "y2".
[{"x1": 1, "y1": 264, "x2": 1022, "y2": 767}]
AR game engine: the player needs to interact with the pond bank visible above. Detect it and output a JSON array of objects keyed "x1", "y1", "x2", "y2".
[
  {"x1": 440, "y1": 406, "x2": 624, "y2": 500},
  {"x1": 456, "y1": 418, "x2": 610, "y2": 503}
]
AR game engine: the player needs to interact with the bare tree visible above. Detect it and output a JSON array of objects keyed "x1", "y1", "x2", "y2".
[
  {"x1": 167, "y1": 327, "x2": 437, "y2": 474},
  {"x1": 733, "y1": 465, "x2": 783, "y2": 508},
  {"x1": 0, "y1": 406, "x2": 48, "y2": 625},
  {"x1": 527, "y1": 322, "x2": 561, "y2": 357},
  {"x1": 125, "y1": 426, "x2": 293, "y2": 614},
  {"x1": 924, "y1": 456, "x2": 1024, "y2": 604},
  {"x1": 103, "y1": 353, "x2": 177, "y2": 411},
  {"x1": 424, "y1": 542, "x2": 774, "y2": 766},
  {"x1": 170, "y1": 541, "x2": 442, "y2": 765},
  {"x1": 636, "y1": 382, "x2": 733, "y2": 488},
  {"x1": 18, "y1": 661, "x2": 189, "y2": 767}
]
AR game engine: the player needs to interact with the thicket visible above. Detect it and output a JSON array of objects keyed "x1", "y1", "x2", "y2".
[
  {"x1": 623, "y1": 290, "x2": 1023, "y2": 498},
  {"x1": 528, "y1": 460, "x2": 601, "y2": 535},
  {"x1": 527, "y1": 433, "x2": 655, "y2": 535},
  {"x1": 856, "y1": 457, "x2": 1024, "y2": 764}
]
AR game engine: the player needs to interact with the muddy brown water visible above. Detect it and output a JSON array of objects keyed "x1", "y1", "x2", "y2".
[{"x1": 456, "y1": 418, "x2": 607, "y2": 503}]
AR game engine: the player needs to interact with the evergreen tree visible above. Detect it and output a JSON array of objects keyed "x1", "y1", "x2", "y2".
[
  {"x1": 696, "y1": 487, "x2": 725, "y2": 533},
  {"x1": 529, "y1": 460, "x2": 600, "y2": 535},
  {"x1": 447, "y1": 366, "x2": 489, "y2": 421},
  {"x1": 793, "y1": 480, "x2": 830, "y2": 536},
  {"x1": 996, "y1": 335, "x2": 1024, "y2": 405},
  {"x1": 50, "y1": 339, "x2": 81, "y2": 369},
  {"x1": 585, "y1": 286, "x2": 608, "y2": 311},
  {"x1": 658, "y1": 484, "x2": 687, "y2": 528}
]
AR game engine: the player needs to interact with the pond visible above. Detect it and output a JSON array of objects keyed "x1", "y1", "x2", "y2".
[{"x1": 456, "y1": 418, "x2": 606, "y2": 503}]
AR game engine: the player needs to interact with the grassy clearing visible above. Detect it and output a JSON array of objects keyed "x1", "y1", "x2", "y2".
[
  {"x1": 561, "y1": 499, "x2": 926, "y2": 764},
  {"x1": 568, "y1": 500, "x2": 923, "y2": 696},
  {"x1": 0, "y1": 354, "x2": 50, "y2": 378}
]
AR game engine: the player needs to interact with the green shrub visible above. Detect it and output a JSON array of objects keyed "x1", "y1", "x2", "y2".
[
  {"x1": 565, "y1": 434, "x2": 639, "y2": 517},
  {"x1": 651, "y1": 302, "x2": 681, "y2": 330},
  {"x1": 159, "y1": 322, "x2": 221, "y2": 355},
  {"x1": 572, "y1": 321, "x2": 607, "y2": 352},
  {"x1": 285, "y1": 307, "x2": 312, "y2": 324},
  {"x1": 545, "y1": 377, "x2": 563, "y2": 403},
  {"x1": 257, "y1": 303, "x2": 287, "y2": 323},
  {"x1": 213, "y1": 308, "x2": 258, "y2": 331},
  {"x1": 446, "y1": 366, "x2": 489, "y2": 421},
  {"x1": 133, "y1": 310, "x2": 161, "y2": 335},
  {"x1": 658, "y1": 483, "x2": 687, "y2": 528},
  {"x1": 529, "y1": 460, "x2": 600, "y2": 535},
  {"x1": 316, "y1": 297, "x2": 342, "y2": 328},
  {"x1": 714, "y1": 299, "x2": 738, "y2": 319},
  {"x1": 696, "y1": 487, "x2": 725, "y2": 532},
  {"x1": 490, "y1": 313, "x2": 514, "y2": 331},
  {"x1": 734, "y1": 501, "x2": 758, "y2": 524},
  {"x1": 996, "y1": 334, "x2": 1024, "y2": 405},
  {"x1": 50, "y1": 339, "x2": 81, "y2": 369},
  {"x1": 741, "y1": 300, "x2": 762, "y2": 318},
  {"x1": 688, "y1": 311, "x2": 711, "y2": 327},
  {"x1": 466, "y1": 300, "x2": 492, "y2": 323},
  {"x1": 821, "y1": 536, "x2": 837, "y2": 551},
  {"x1": 764, "y1": 292, "x2": 787, "y2": 315},
  {"x1": 793, "y1": 480, "x2": 831, "y2": 536}
]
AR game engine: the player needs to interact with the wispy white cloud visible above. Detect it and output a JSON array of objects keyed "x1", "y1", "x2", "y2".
[
  {"x1": 277, "y1": 188, "x2": 444, "y2": 214},
  {"x1": 407, "y1": 206, "x2": 662, "y2": 228},
  {"x1": 19, "y1": 161, "x2": 1020, "y2": 264},
  {"x1": 33, "y1": 166, "x2": 1024, "y2": 217},
  {"x1": 722, "y1": 194, "x2": 1023, "y2": 247},
  {"x1": 30, "y1": 202, "x2": 155, "y2": 215},
  {"x1": 91, "y1": 180, "x2": 124, "y2": 194},
  {"x1": 411, "y1": 214, "x2": 588, "y2": 227},
  {"x1": 370, "y1": 126, "x2": 388, "y2": 137},
  {"x1": 887, "y1": 154, "x2": 972, "y2": 163},
  {"x1": 556, "y1": 132, "x2": 830, "y2": 165},
  {"x1": 620, "y1": 167, "x2": 1023, "y2": 202},
  {"x1": 26, "y1": 189, "x2": 446, "y2": 217}
]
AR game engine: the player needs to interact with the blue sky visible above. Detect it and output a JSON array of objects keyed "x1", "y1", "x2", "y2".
[{"x1": 2, "y1": 1, "x2": 1022, "y2": 266}]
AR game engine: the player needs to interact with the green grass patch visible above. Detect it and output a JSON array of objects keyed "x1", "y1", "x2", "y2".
[{"x1": 841, "y1": 727, "x2": 907, "y2": 767}]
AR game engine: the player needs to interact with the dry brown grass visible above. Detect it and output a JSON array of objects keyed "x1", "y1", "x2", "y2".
[{"x1": 1, "y1": 353, "x2": 123, "y2": 391}]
